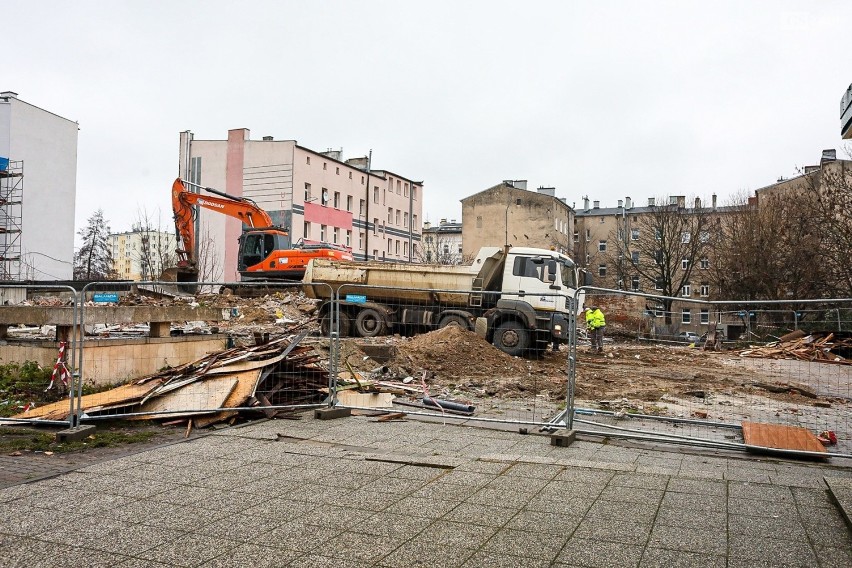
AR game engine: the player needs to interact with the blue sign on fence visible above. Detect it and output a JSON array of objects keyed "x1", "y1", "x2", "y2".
[
  {"x1": 345, "y1": 294, "x2": 367, "y2": 304},
  {"x1": 93, "y1": 293, "x2": 119, "y2": 303}
]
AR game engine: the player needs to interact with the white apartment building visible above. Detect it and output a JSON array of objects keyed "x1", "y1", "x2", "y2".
[
  {"x1": 421, "y1": 219, "x2": 464, "y2": 264},
  {"x1": 179, "y1": 129, "x2": 423, "y2": 281},
  {"x1": 0, "y1": 91, "x2": 77, "y2": 280},
  {"x1": 109, "y1": 225, "x2": 177, "y2": 281}
]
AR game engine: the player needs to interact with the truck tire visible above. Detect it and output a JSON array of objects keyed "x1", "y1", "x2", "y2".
[
  {"x1": 320, "y1": 311, "x2": 351, "y2": 337},
  {"x1": 355, "y1": 308, "x2": 387, "y2": 337},
  {"x1": 493, "y1": 321, "x2": 529, "y2": 356},
  {"x1": 438, "y1": 314, "x2": 470, "y2": 331}
]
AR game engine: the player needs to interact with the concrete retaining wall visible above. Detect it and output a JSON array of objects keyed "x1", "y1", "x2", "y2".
[{"x1": 0, "y1": 335, "x2": 228, "y2": 386}]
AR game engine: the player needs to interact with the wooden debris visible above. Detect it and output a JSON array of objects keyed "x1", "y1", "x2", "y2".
[
  {"x1": 738, "y1": 332, "x2": 852, "y2": 365},
  {"x1": 376, "y1": 412, "x2": 407, "y2": 422}
]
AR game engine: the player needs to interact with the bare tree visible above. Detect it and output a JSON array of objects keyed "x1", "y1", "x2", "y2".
[
  {"x1": 612, "y1": 197, "x2": 712, "y2": 324},
  {"x1": 804, "y1": 160, "x2": 852, "y2": 296},
  {"x1": 417, "y1": 232, "x2": 465, "y2": 265},
  {"x1": 195, "y1": 227, "x2": 223, "y2": 290}
]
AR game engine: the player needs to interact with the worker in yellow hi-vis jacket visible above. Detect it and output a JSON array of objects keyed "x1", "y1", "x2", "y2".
[{"x1": 585, "y1": 306, "x2": 606, "y2": 353}]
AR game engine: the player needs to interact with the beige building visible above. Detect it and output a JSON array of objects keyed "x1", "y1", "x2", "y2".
[
  {"x1": 109, "y1": 225, "x2": 177, "y2": 281},
  {"x1": 421, "y1": 219, "x2": 463, "y2": 264},
  {"x1": 179, "y1": 129, "x2": 423, "y2": 281},
  {"x1": 461, "y1": 181, "x2": 574, "y2": 258}
]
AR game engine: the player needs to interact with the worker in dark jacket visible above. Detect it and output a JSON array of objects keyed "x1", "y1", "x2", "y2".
[{"x1": 585, "y1": 306, "x2": 606, "y2": 353}]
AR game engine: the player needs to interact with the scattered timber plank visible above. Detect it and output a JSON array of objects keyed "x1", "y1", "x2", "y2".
[
  {"x1": 12, "y1": 380, "x2": 164, "y2": 421},
  {"x1": 130, "y1": 376, "x2": 239, "y2": 420},
  {"x1": 741, "y1": 421, "x2": 827, "y2": 457},
  {"x1": 376, "y1": 412, "x2": 407, "y2": 422},
  {"x1": 336, "y1": 390, "x2": 395, "y2": 408}
]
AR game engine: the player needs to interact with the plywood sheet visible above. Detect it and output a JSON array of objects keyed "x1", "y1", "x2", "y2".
[
  {"x1": 337, "y1": 390, "x2": 395, "y2": 408},
  {"x1": 741, "y1": 421, "x2": 827, "y2": 454},
  {"x1": 12, "y1": 380, "x2": 163, "y2": 421},
  {"x1": 193, "y1": 369, "x2": 263, "y2": 428},
  {"x1": 132, "y1": 376, "x2": 238, "y2": 419}
]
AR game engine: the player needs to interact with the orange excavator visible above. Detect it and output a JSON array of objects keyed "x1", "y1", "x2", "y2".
[{"x1": 170, "y1": 178, "x2": 352, "y2": 285}]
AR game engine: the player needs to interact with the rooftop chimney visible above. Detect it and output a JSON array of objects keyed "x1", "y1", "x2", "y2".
[
  {"x1": 648, "y1": 197, "x2": 655, "y2": 207},
  {"x1": 440, "y1": 218, "x2": 447, "y2": 224},
  {"x1": 0, "y1": 91, "x2": 18, "y2": 99},
  {"x1": 592, "y1": 200, "x2": 600, "y2": 209},
  {"x1": 536, "y1": 186, "x2": 556, "y2": 197},
  {"x1": 694, "y1": 197, "x2": 701, "y2": 209},
  {"x1": 262, "y1": 136, "x2": 274, "y2": 141},
  {"x1": 583, "y1": 196, "x2": 590, "y2": 211},
  {"x1": 712, "y1": 194, "x2": 717, "y2": 210},
  {"x1": 625, "y1": 196, "x2": 632, "y2": 209},
  {"x1": 617, "y1": 199, "x2": 623, "y2": 208},
  {"x1": 821, "y1": 149, "x2": 837, "y2": 164},
  {"x1": 513, "y1": 180, "x2": 528, "y2": 190}
]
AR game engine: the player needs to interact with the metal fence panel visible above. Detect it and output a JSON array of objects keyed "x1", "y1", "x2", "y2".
[{"x1": 565, "y1": 287, "x2": 852, "y2": 458}]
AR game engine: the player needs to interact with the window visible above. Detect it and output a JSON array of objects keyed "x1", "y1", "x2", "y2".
[
  {"x1": 333, "y1": 191, "x2": 340, "y2": 208},
  {"x1": 304, "y1": 222, "x2": 311, "y2": 239},
  {"x1": 395, "y1": 210, "x2": 401, "y2": 225},
  {"x1": 321, "y1": 187, "x2": 328, "y2": 206},
  {"x1": 700, "y1": 257, "x2": 709, "y2": 270},
  {"x1": 458, "y1": 244, "x2": 463, "y2": 255},
  {"x1": 306, "y1": 156, "x2": 311, "y2": 165},
  {"x1": 700, "y1": 309, "x2": 709, "y2": 324},
  {"x1": 585, "y1": 229, "x2": 590, "y2": 241},
  {"x1": 320, "y1": 225, "x2": 327, "y2": 241},
  {"x1": 655, "y1": 250, "x2": 663, "y2": 265},
  {"x1": 425, "y1": 235, "x2": 433, "y2": 244},
  {"x1": 682, "y1": 309, "x2": 692, "y2": 324},
  {"x1": 598, "y1": 264, "x2": 607, "y2": 277},
  {"x1": 403, "y1": 212, "x2": 409, "y2": 227},
  {"x1": 512, "y1": 257, "x2": 559, "y2": 282},
  {"x1": 388, "y1": 240, "x2": 393, "y2": 253},
  {"x1": 631, "y1": 251, "x2": 639, "y2": 264},
  {"x1": 346, "y1": 195, "x2": 353, "y2": 212},
  {"x1": 682, "y1": 258, "x2": 690, "y2": 270},
  {"x1": 412, "y1": 186, "x2": 418, "y2": 200},
  {"x1": 682, "y1": 283, "x2": 691, "y2": 297},
  {"x1": 349, "y1": 171, "x2": 352, "y2": 179},
  {"x1": 359, "y1": 199, "x2": 365, "y2": 216},
  {"x1": 681, "y1": 231, "x2": 691, "y2": 244},
  {"x1": 573, "y1": 230, "x2": 579, "y2": 243},
  {"x1": 304, "y1": 183, "x2": 311, "y2": 201},
  {"x1": 387, "y1": 207, "x2": 393, "y2": 223},
  {"x1": 585, "y1": 253, "x2": 590, "y2": 264},
  {"x1": 631, "y1": 228, "x2": 640, "y2": 241},
  {"x1": 700, "y1": 283, "x2": 709, "y2": 297},
  {"x1": 699, "y1": 231, "x2": 709, "y2": 243},
  {"x1": 655, "y1": 278, "x2": 663, "y2": 290},
  {"x1": 396, "y1": 180, "x2": 401, "y2": 194},
  {"x1": 599, "y1": 216, "x2": 605, "y2": 224},
  {"x1": 654, "y1": 228, "x2": 662, "y2": 241},
  {"x1": 332, "y1": 227, "x2": 339, "y2": 243},
  {"x1": 373, "y1": 218, "x2": 378, "y2": 235},
  {"x1": 361, "y1": 176, "x2": 365, "y2": 185},
  {"x1": 404, "y1": 183, "x2": 409, "y2": 197},
  {"x1": 373, "y1": 187, "x2": 379, "y2": 203},
  {"x1": 404, "y1": 242, "x2": 409, "y2": 255},
  {"x1": 323, "y1": 162, "x2": 327, "y2": 171},
  {"x1": 443, "y1": 244, "x2": 450, "y2": 255},
  {"x1": 598, "y1": 240, "x2": 607, "y2": 252},
  {"x1": 477, "y1": 216, "x2": 483, "y2": 228},
  {"x1": 373, "y1": 249, "x2": 378, "y2": 260},
  {"x1": 631, "y1": 275, "x2": 640, "y2": 291},
  {"x1": 358, "y1": 232, "x2": 363, "y2": 249},
  {"x1": 413, "y1": 214, "x2": 418, "y2": 228},
  {"x1": 335, "y1": 166, "x2": 339, "y2": 175}
]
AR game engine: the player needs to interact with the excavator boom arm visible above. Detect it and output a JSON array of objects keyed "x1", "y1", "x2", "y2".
[{"x1": 171, "y1": 178, "x2": 276, "y2": 266}]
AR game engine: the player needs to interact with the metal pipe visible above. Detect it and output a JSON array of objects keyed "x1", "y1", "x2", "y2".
[
  {"x1": 572, "y1": 417, "x2": 744, "y2": 447},
  {"x1": 422, "y1": 397, "x2": 475, "y2": 414},
  {"x1": 573, "y1": 407, "x2": 742, "y2": 429}
]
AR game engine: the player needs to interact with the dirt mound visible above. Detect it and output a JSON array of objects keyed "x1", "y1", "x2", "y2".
[{"x1": 390, "y1": 326, "x2": 525, "y2": 377}]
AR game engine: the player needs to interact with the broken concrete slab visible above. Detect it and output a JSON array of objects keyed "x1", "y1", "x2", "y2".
[{"x1": 314, "y1": 407, "x2": 352, "y2": 420}]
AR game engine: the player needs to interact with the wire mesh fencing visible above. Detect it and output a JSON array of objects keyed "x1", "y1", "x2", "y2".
[
  {"x1": 564, "y1": 287, "x2": 852, "y2": 457},
  {"x1": 330, "y1": 282, "x2": 574, "y2": 428},
  {"x1": 0, "y1": 284, "x2": 80, "y2": 426}
]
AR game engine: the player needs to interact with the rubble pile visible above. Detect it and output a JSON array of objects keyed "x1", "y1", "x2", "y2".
[
  {"x1": 13, "y1": 330, "x2": 328, "y2": 428},
  {"x1": 738, "y1": 332, "x2": 852, "y2": 365}
]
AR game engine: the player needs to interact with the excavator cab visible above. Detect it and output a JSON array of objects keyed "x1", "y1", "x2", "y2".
[{"x1": 238, "y1": 230, "x2": 290, "y2": 272}]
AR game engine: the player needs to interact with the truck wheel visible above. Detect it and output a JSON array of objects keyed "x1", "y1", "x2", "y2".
[
  {"x1": 438, "y1": 314, "x2": 470, "y2": 331},
  {"x1": 320, "y1": 311, "x2": 351, "y2": 337},
  {"x1": 355, "y1": 308, "x2": 387, "y2": 337},
  {"x1": 493, "y1": 321, "x2": 529, "y2": 356}
]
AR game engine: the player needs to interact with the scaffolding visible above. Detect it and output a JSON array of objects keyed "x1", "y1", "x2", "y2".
[{"x1": 0, "y1": 159, "x2": 23, "y2": 280}]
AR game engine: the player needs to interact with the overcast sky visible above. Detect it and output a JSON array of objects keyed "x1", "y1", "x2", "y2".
[{"x1": 5, "y1": 1, "x2": 851, "y2": 241}]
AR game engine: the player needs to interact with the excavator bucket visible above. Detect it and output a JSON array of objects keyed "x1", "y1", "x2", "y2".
[{"x1": 160, "y1": 266, "x2": 199, "y2": 293}]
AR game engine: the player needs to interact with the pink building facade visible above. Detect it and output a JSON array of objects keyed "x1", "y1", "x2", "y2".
[{"x1": 178, "y1": 128, "x2": 423, "y2": 281}]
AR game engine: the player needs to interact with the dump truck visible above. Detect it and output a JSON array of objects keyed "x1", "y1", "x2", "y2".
[{"x1": 303, "y1": 246, "x2": 586, "y2": 355}]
